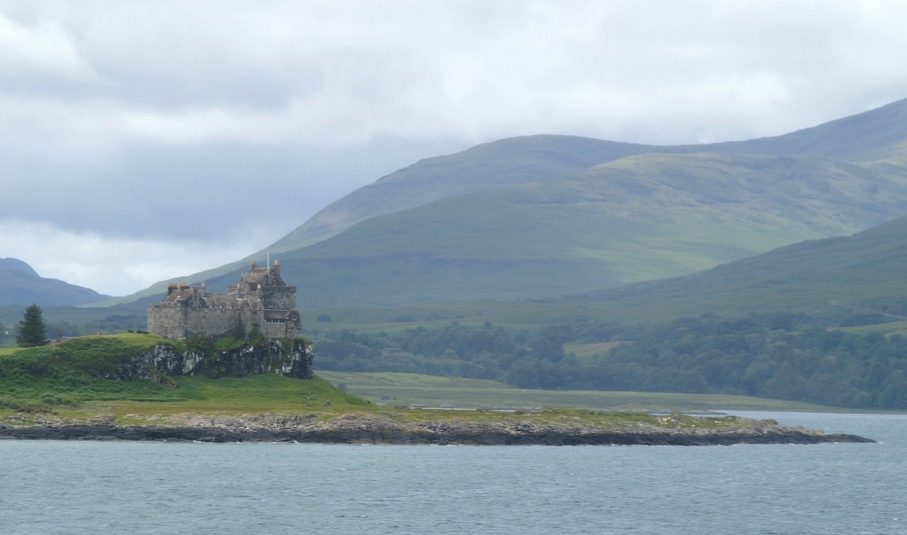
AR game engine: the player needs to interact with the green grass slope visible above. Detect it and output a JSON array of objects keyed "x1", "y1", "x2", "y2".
[
  {"x1": 200, "y1": 151, "x2": 907, "y2": 307},
  {"x1": 277, "y1": 97, "x2": 907, "y2": 253},
  {"x1": 0, "y1": 334, "x2": 367, "y2": 412},
  {"x1": 269, "y1": 135, "x2": 659, "y2": 251},
  {"x1": 109, "y1": 98, "x2": 907, "y2": 308},
  {"x1": 287, "y1": 208, "x2": 907, "y2": 329},
  {"x1": 92, "y1": 136, "x2": 654, "y2": 307},
  {"x1": 568, "y1": 213, "x2": 907, "y2": 319},
  {"x1": 0, "y1": 333, "x2": 843, "y2": 416}
]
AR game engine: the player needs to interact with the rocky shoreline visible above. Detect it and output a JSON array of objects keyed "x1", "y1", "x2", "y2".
[{"x1": 0, "y1": 414, "x2": 875, "y2": 445}]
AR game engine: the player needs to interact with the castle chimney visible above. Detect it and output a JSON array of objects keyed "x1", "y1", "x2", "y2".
[
  {"x1": 167, "y1": 283, "x2": 178, "y2": 295},
  {"x1": 251, "y1": 260, "x2": 258, "y2": 270},
  {"x1": 272, "y1": 259, "x2": 281, "y2": 275}
]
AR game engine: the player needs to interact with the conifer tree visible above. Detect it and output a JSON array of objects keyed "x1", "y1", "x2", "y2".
[{"x1": 16, "y1": 304, "x2": 49, "y2": 347}]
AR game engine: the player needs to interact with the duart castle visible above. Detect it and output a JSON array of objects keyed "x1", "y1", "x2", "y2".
[{"x1": 148, "y1": 260, "x2": 301, "y2": 340}]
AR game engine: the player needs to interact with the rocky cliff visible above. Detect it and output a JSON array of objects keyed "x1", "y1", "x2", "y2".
[{"x1": 110, "y1": 339, "x2": 313, "y2": 382}]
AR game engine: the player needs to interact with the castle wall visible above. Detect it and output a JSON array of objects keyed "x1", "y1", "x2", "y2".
[
  {"x1": 261, "y1": 315, "x2": 299, "y2": 338},
  {"x1": 148, "y1": 304, "x2": 187, "y2": 340},
  {"x1": 261, "y1": 286, "x2": 296, "y2": 310},
  {"x1": 148, "y1": 261, "x2": 300, "y2": 341},
  {"x1": 185, "y1": 307, "x2": 245, "y2": 338}
]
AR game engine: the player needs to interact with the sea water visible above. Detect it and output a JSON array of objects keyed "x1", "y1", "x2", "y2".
[{"x1": 0, "y1": 412, "x2": 905, "y2": 534}]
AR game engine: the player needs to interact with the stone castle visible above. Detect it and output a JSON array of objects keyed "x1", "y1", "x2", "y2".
[{"x1": 148, "y1": 260, "x2": 301, "y2": 340}]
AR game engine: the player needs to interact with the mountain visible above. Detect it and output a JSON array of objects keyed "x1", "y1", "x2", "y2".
[
  {"x1": 270, "y1": 136, "x2": 660, "y2": 251},
  {"x1": 97, "y1": 136, "x2": 661, "y2": 305},
  {"x1": 0, "y1": 258, "x2": 112, "y2": 307},
  {"x1": 705, "y1": 97, "x2": 907, "y2": 162},
  {"x1": 280, "y1": 98, "x2": 907, "y2": 251},
  {"x1": 0, "y1": 258, "x2": 39, "y2": 278},
  {"x1": 119, "y1": 97, "x2": 907, "y2": 307},
  {"x1": 565, "y1": 213, "x2": 907, "y2": 320}
]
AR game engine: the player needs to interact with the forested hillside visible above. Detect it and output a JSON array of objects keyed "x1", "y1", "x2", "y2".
[{"x1": 311, "y1": 311, "x2": 907, "y2": 409}]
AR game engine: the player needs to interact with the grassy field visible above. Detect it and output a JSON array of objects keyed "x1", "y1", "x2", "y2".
[
  {"x1": 316, "y1": 371, "x2": 836, "y2": 412},
  {"x1": 0, "y1": 334, "x2": 861, "y2": 430},
  {"x1": 564, "y1": 341, "x2": 624, "y2": 358},
  {"x1": 0, "y1": 374, "x2": 369, "y2": 423},
  {"x1": 0, "y1": 334, "x2": 373, "y2": 424},
  {"x1": 3, "y1": 334, "x2": 813, "y2": 430}
]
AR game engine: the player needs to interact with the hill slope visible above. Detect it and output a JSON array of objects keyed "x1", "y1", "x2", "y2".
[
  {"x1": 270, "y1": 135, "x2": 660, "y2": 251},
  {"x1": 0, "y1": 258, "x2": 112, "y2": 307},
  {"x1": 280, "y1": 98, "x2": 907, "y2": 251},
  {"x1": 121, "y1": 98, "x2": 907, "y2": 307},
  {"x1": 705, "y1": 97, "x2": 907, "y2": 162},
  {"x1": 203, "y1": 152, "x2": 907, "y2": 307},
  {"x1": 566, "y1": 213, "x2": 907, "y2": 319}
]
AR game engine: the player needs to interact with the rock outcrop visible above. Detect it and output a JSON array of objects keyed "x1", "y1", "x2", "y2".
[{"x1": 109, "y1": 339, "x2": 313, "y2": 382}]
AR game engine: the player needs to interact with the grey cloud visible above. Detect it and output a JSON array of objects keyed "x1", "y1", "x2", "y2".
[
  {"x1": 5, "y1": 134, "x2": 465, "y2": 242},
  {"x1": 3, "y1": 0, "x2": 907, "y2": 293}
]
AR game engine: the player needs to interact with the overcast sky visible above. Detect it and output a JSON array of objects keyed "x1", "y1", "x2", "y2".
[{"x1": 3, "y1": 0, "x2": 907, "y2": 296}]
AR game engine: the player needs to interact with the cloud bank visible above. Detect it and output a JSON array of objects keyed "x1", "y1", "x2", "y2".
[{"x1": 3, "y1": 0, "x2": 907, "y2": 295}]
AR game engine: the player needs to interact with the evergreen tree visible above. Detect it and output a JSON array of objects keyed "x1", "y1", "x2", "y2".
[{"x1": 16, "y1": 304, "x2": 49, "y2": 347}]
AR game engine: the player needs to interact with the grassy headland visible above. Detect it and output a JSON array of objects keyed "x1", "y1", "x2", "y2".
[
  {"x1": 0, "y1": 335, "x2": 880, "y2": 446},
  {"x1": 1, "y1": 334, "x2": 843, "y2": 428}
]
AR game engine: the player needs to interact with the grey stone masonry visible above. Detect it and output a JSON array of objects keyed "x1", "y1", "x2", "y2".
[{"x1": 148, "y1": 260, "x2": 301, "y2": 340}]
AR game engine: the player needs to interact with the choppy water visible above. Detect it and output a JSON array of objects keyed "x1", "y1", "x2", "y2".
[{"x1": 1, "y1": 412, "x2": 905, "y2": 534}]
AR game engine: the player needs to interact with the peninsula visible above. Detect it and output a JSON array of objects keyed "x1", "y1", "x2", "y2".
[
  {"x1": 0, "y1": 410, "x2": 873, "y2": 445},
  {"x1": 0, "y1": 333, "x2": 873, "y2": 445}
]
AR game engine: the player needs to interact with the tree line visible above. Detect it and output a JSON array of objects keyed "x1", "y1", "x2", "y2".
[{"x1": 309, "y1": 311, "x2": 907, "y2": 409}]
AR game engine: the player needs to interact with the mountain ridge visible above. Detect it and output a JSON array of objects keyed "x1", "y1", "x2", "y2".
[
  {"x1": 278, "y1": 97, "x2": 907, "y2": 252},
  {"x1": 109, "y1": 97, "x2": 907, "y2": 308},
  {"x1": 0, "y1": 258, "x2": 112, "y2": 307}
]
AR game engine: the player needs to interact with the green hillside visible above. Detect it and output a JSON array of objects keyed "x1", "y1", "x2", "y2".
[
  {"x1": 0, "y1": 334, "x2": 367, "y2": 411},
  {"x1": 109, "y1": 98, "x2": 907, "y2": 308},
  {"x1": 280, "y1": 97, "x2": 907, "y2": 252},
  {"x1": 194, "y1": 150, "x2": 907, "y2": 307},
  {"x1": 270, "y1": 135, "x2": 658, "y2": 251},
  {"x1": 20, "y1": 212, "x2": 907, "y2": 410},
  {"x1": 286, "y1": 209, "x2": 907, "y2": 410},
  {"x1": 569, "y1": 213, "x2": 907, "y2": 318}
]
